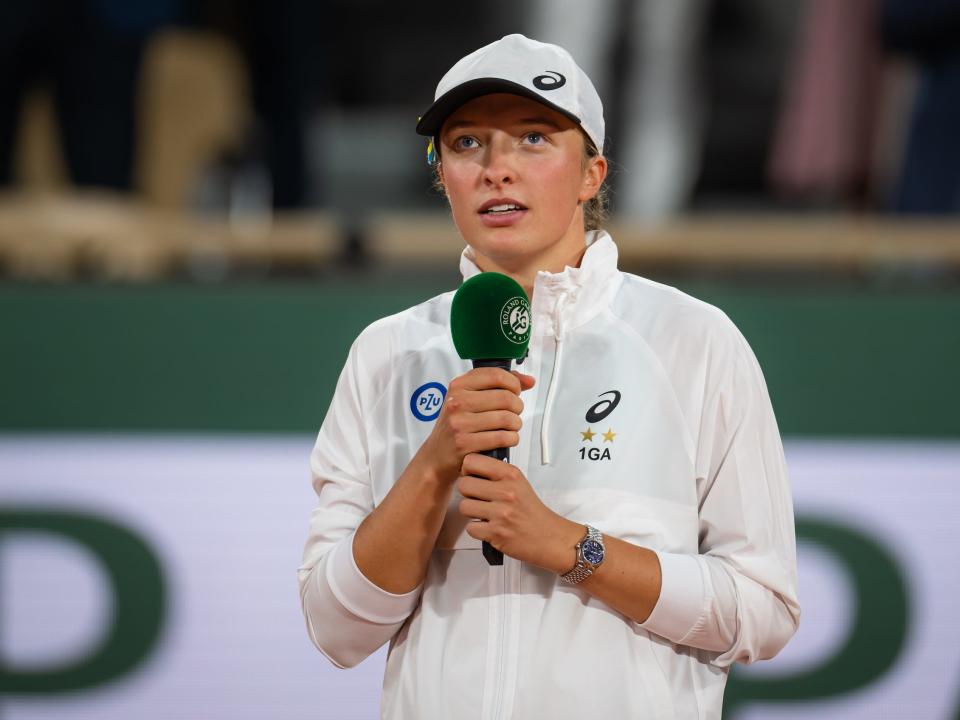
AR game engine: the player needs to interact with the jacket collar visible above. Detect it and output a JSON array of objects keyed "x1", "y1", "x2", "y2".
[{"x1": 458, "y1": 229, "x2": 622, "y2": 335}]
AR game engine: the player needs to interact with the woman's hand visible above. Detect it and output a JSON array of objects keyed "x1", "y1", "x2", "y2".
[
  {"x1": 418, "y1": 367, "x2": 535, "y2": 485},
  {"x1": 457, "y1": 452, "x2": 584, "y2": 574}
]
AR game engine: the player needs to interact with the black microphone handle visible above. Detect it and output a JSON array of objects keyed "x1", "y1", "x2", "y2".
[{"x1": 471, "y1": 358, "x2": 513, "y2": 566}]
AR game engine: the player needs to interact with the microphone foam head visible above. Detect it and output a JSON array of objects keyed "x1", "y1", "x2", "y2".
[{"x1": 450, "y1": 272, "x2": 531, "y2": 360}]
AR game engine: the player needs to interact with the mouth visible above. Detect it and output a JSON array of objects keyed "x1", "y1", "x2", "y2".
[{"x1": 478, "y1": 198, "x2": 528, "y2": 215}]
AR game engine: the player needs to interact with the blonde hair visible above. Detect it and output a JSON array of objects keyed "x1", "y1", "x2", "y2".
[{"x1": 581, "y1": 137, "x2": 609, "y2": 232}]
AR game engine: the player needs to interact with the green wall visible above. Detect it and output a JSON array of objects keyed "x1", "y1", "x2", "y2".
[{"x1": 3, "y1": 277, "x2": 958, "y2": 436}]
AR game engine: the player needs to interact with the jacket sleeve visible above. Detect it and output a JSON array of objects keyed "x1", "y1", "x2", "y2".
[
  {"x1": 639, "y1": 316, "x2": 801, "y2": 667},
  {"x1": 298, "y1": 337, "x2": 423, "y2": 669}
]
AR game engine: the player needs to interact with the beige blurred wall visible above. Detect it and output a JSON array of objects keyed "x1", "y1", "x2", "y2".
[{"x1": 12, "y1": 29, "x2": 251, "y2": 208}]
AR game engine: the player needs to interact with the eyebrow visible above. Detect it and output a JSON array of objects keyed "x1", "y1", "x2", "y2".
[
  {"x1": 442, "y1": 120, "x2": 476, "y2": 134},
  {"x1": 517, "y1": 116, "x2": 564, "y2": 130},
  {"x1": 441, "y1": 116, "x2": 566, "y2": 137}
]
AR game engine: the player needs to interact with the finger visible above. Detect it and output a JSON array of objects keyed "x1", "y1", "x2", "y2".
[
  {"x1": 461, "y1": 452, "x2": 519, "y2": 480},
  {"x1": 460, "y1": 389, "x2": 524, "y2": 414},
  {"x1": 454, "y1": 409, "x2": 522, "y2": 434},
  {"x1": 459, "y1": 430, "x2": 520, "y2": 457},
  {"x1": 458, "y1": 474, "x2": 499, "y2": 500},
  {"x1": 462, "y1": 367, "x2": 521, "y2": 394},
  {"x1": 464, "y1": 520, "x2": 492, "y2": 542},
  {"x1": 458, "y1": 496, "x2": 493, "y2": 520}
]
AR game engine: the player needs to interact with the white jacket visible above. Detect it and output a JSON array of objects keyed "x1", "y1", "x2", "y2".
[{"x1": 299, "y1": 230, "x2": 800, "y2": 720}]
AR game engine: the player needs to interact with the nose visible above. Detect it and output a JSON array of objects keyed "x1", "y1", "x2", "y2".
[{"x1": 481, "y1": 135, "x2": 517, "y2": 187}]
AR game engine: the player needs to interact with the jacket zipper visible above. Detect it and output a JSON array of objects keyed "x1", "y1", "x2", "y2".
[
  {"x1": 491, "y1": 302, "x2": 550, "y2": 719},
  {"x1": 539, "y1": 288, "x2": 571, "y2": 465},
  {"x1": 491, "y1": 561, "x2": 509, "y2": 720}
]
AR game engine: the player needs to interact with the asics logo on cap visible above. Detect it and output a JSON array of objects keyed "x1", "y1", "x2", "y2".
[{"x1": 533, "y1": 71, "x2": 566, "y2": 90}]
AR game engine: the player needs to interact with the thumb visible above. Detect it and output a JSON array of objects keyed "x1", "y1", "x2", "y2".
[{"x1": 512, "y1": 371, "x2": 536, "y2": 390}]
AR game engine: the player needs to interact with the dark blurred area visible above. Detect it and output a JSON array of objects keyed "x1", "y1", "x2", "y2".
[
  {"x1": 2, "y1": 6, "x2": 959, "y2": 719},
  {"x1": 0, "y1": 0, "x2": 176, "y2": 190},
  {"x1": 0, "y1": 0, "x2": 957, "y2": 282}
]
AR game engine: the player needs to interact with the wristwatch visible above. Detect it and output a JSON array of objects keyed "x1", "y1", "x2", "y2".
[{"x1": 560, "y1": 525, "x2": 605, "y2": 584}]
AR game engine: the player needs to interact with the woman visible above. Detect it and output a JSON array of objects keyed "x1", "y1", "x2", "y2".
[{"x1": 299, "y1": 33, "x2": 800, "y2": 719}]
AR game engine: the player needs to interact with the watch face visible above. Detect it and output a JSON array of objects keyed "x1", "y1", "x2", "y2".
[{"x1": 582, "y1": 539, "x2": 604, "y2": 565}]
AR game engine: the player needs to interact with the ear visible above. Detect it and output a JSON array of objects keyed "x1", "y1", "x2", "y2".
[{"x1": 579, "y1": 155, "x2": 608, "y2": 203}]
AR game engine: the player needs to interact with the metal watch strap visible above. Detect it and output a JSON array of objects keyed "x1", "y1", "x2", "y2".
[{"x1": 560, "y1": 525, "x2": 603, "y2": 585}]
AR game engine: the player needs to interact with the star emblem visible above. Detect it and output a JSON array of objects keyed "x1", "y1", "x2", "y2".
[
  {"x1": 602, "y1": 428, "x2": 616, "y2": 442},
  {"x1": 580, "y1": 427, "x2": 596, "y2": 442}
]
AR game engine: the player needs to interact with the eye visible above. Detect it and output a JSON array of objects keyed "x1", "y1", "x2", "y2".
[
  {"x1": 522, "y1": 131, "x2": 546, "y2": 145},
  {"x1": 452, "y1": 135, "x2": 479, "y2": 151}
]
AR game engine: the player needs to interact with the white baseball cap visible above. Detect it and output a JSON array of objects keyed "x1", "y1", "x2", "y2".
[{"x1": 416, "y1": 33, "x2": 605, "y2": 154}]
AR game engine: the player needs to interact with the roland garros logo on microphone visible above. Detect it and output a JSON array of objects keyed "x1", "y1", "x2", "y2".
[{"x1": 500, "y1": 296, "x2": 531, "y2": 344}]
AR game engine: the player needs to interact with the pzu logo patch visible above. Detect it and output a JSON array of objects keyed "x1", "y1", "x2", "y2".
[{"x1": 410, "y1": 382, "x2": 447, "y2": 422}]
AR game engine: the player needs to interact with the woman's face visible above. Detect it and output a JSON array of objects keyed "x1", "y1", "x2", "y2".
[{"x1": 437, "y1": 93, "x2": 606, "y2": 275}]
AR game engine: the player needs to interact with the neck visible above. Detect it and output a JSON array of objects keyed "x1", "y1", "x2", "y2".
[
  {"x1": 474, "y1": 243, "x2": 587, "y2": 302},
  {"x1": 472, "y1": 225, "x2": 591, "y2": 302}
]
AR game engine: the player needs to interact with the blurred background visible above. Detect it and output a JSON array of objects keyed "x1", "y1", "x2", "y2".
[{"x1": 1, "y1": 0, "x2": 959, "y2": 718}]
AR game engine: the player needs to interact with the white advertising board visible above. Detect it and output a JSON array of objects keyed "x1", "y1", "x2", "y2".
[{"x1": 1, "y1": 437, "x2": 958, "y2": 719}]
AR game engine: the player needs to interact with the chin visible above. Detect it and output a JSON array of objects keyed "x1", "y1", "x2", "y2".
[{"x1": 468, "y1": 232, "x2": 537, "y2": 263}]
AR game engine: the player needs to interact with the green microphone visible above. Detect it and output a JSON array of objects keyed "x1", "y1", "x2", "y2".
[{"x1": 450, "y1": 272, "x2": 532, "y2": 566}]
